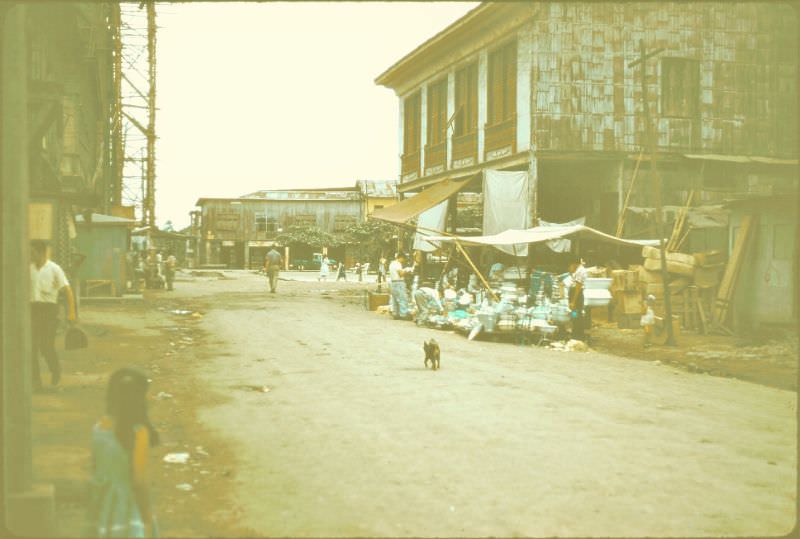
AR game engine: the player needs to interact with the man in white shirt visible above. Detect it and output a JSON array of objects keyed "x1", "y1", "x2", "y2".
[
  {"x1": 388, "y1": 252, "x2": 411, "y2": 320},
  {"x1": 568, "y1": 256, "x2": 587, "y2": 341},
  {"x1": 30, "y1": 240, "x2": 76, "y2": 388}
]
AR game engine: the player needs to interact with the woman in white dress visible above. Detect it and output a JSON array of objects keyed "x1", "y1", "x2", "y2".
[{"x1": 318, "y1": 256, "x2": 330, "y2": 281}]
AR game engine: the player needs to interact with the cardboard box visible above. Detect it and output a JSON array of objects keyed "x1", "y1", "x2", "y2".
[{"x1": 620, "y1": 291, "x2": 643, "y2": 314}]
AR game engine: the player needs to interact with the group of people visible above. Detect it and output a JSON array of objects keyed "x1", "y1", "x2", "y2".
[
  {"x1": 128, "y1": 248, "x2": 177, "y2": 291},
  {"x1": 318, "y1": 256, "x2": 382, "y2": 283}
]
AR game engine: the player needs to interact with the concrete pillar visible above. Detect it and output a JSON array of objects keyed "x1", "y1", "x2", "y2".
[
  {"x1": 419, "y1": 81, "x2": 428, "y2": 174},
  {"x1": 477, "y1": 50, "x2": 488, "y2": 163},
  {"x1": 528, "y1": 150, "x2": 538, "y2": 226},
  {"x1": 243, "y1": 241, "x2": 250, "y2": 270},
  {"x1": 284, "y1": 246, "x2": 289, "y2": 271},
  {"x1": 446, "y1": 69, "x2": 455, "y2": 168},
  {"x1": 2, "y1": 6, "x2": 56, "y2": 536},
  {"x1": 516, "y1": 27, "x2": 532, "y2": 153}
]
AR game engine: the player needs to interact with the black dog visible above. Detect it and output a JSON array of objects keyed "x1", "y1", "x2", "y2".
[{"x1": 423, "y1": 339, "x2": 440, "y2": 370}]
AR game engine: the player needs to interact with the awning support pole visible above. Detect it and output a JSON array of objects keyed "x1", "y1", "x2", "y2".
[{"x1": 454, "y1": 240, "x2": 498, "y2": 302}]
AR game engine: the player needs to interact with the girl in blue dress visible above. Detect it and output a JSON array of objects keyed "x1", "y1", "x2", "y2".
[{"x1": 86, "y1": 368, "x2": 160, "y2": 537}]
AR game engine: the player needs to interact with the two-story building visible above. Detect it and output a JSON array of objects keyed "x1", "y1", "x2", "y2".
[
  {"x1": 195, "y1": 180, "x2": 397, "y2": 269},
  {"x1": 374, "y1": 2, "x2": 798, "y2": 238}
]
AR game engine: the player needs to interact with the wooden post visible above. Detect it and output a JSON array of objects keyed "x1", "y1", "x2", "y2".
[
  {"x1": 630, "y1": 40, "x2": 675, "y2": 345},
  {"x1": 2, "y1": 3, "x2": 33, "y2": 495}
]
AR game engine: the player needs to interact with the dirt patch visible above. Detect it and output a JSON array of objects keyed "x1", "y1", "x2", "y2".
[
  {"x1": 32, "y1": 294, "x2": 254, "y2": 537},
  {"x1": 590, "y1": 321, "x2": 797, "y2": 391}
]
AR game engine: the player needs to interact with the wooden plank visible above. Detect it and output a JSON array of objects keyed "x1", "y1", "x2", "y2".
[
  {"x1": 696, "y1": 294, "x2": 708, "y2": 334},
  {"x1": 712, "y1": 214, "x2": 755, "y2": 324}
]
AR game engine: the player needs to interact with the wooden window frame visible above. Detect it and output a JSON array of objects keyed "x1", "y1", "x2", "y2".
[
  {"x1": 402, "y1": 91, "x2": 422, "y2": 176},
  {"x1": 425, "y1": 77, "x2": 448, "y2": 170},
  {"x1": 454, "y1": 62, "x2": 478, "y2": 138},
  {"x1": 661, "y1": 58, "x2": 700, "y2": 119},
  {"x1": 487, "y1": 40, "x2": 517, "y2": 128},
  {"x1": 255, "y1": 213, "x2": 267, "y2": 233}
]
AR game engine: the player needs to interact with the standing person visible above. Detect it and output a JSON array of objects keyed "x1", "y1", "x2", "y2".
[
  {"x1": 163, "y1": 252, "x2": 177, "y2": 291},
  {"x1": 30, "y1": 240, "x2": 76, "y2": 388},
  {"x1": 355, "y1": 262, "x2": 362, "y2": 282},
  {"x1": 568, "y1": 256, "x2": 588, "y2": 341},
  {"x1": 377, "y1": 257, "x2": 387, "y2": 285},
  {"x1": 318, "y1": 256, "x2": 330, "y2": 281},
  {"x1": 85, "y1": 368, "x2": 160, "y2": 538},
  {"x1": 389, "y1": 253, "x2": 412, "y2": 320},
  {"x1": 335, "y1": 261, "x2": 347, "y2": 281},
  {"x1": 641, "y1": 294, "x2": 656, "y2": 347},
  {"x1": 263, "y1": 248, "x2": 283, "y2": 293}
]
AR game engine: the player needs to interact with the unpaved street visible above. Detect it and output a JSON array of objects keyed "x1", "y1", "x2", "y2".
[{"x1": 161, "y1": 271, "x2": 796, "y2": 537}]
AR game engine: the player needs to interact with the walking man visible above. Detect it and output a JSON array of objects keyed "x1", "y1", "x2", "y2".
[
  {"x1": 30, "y1": 240, "x2": 76, "y2": 388},
  {"x1": 164, "y1": 252, "x2": 177, "y2": 291},
  {"x1": 389, "y1": 252, "x2": 412, "y2": 320},
  {"x1": 264, "y1": 248, "x2": 283, "y2": 293}
]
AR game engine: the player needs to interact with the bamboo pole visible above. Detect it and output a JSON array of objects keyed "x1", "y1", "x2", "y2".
[
  {"x1": 454, "y1": 240, "x2": 499, "y2": 302},
  {"x1": 615, "y1": 149, "x2": 645, "y2": 237}
]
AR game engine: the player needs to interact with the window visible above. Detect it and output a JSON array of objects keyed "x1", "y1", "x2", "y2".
[
  {"x1": 661, "y1": 58, "x2": 699, "y2": 118},
  {"x1": 266, "y1": 217, "x2": 278, "y2": 234},
  {"x1": 454, "y1": 63, "x2": 478, "y2": 137},
  {"x1": 488, "y1": 41, "x2": 517, "y2": 125},
  {"x1": 403, "y1": 91, "x2": 421, "y2": 155},
  {"x1": 374, "y1": 205, "x2": 384, "y2": 210},
  {"x1": 426, "y1": 78, "x2": 448, "y2": 147},
  {"x1": 293, "y1": 214, "x2": 316, "y2": 227},
  {"x1": 255, "y1": 214, "x2": 267, "y2": 232}
]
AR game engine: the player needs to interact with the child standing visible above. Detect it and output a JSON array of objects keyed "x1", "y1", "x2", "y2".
[
  {"x1": 86, "y1": 368, "x2": 160, "y2": 538},
  {"x1": 641, "y1": 294, "x2": 656, "y2": 347}
]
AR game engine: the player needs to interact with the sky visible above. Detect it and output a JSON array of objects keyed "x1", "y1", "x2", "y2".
[{"x1": 155, "y1": 2, "x2": 477, "y2": 229}]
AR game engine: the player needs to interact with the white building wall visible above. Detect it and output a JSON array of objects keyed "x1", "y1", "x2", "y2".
[
  {"x1": 477, "y1": 49, "x2": 488, "y2": 163},
  {"x1": 516, "y1": 26, "x2": 532, "y2": 153},
  {"x1": 420, "y1": 81, "x2": 428, "y2": 174},
  {"x1": 397, "y1": 97, "x2": 404, "y2": 179},
  {"x1": 446, "y1": 69, "x2": 455, "y2": 168}
]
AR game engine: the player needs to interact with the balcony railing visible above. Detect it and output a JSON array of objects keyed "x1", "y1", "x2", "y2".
[
  {"x1": 451, "y1": 131, "x2": 478, "y2": 164},
  {"x1": 484, "y1": 115, "x2": 517, "y2": 158},
  {"x1": 424, "y1": 141, "x2": 446, "y2": 171},
  {"x1": 401, "y1": 150, "x2": 420, "y2": 178}
]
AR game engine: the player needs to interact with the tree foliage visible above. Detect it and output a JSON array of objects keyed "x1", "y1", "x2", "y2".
[
  {"x1": 343, "y1": 219, "x2": 401, "y2": 262},
  {"x1": 276, "y1": 225, "x2": 342, "y2": 249}
]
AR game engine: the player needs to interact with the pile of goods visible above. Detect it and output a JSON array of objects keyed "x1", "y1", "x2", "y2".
[{"x1": 613, "y1": 246, "x2": 725, "y2": 332}]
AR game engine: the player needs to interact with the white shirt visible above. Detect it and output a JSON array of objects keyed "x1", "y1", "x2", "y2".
[
  {"x1": 573, "y1": 264, "x2": 587, "y2": 285},
  {"x1": 30, "y1": 260, "x2": 69, "y2": 303},
  {"x1": 388, "y1": 260, "x2": 404, "y2": 282}
]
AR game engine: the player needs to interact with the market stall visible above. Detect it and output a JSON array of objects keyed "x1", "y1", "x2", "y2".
[{"x1": 398, "y1": 224, "x2": 659, "y2": 344}]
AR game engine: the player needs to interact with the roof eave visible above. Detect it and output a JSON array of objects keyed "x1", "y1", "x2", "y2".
[{"x1": 374, "y1": 2, "x2": 493, "y2": 90}]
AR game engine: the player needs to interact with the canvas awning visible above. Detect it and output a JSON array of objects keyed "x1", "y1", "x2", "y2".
[
  {"x1": 370, "y1": 175, "x2": 476, "y2": 224},
  {"x1": 427, "y1": 224, "x2": 659, "y2": 249}
]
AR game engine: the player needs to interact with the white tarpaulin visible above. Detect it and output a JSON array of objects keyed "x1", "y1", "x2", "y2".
[
  {"x1": 539, "y1": 217, "x2": 586, "y2": 252},
  {"x1": 426, "y1": 224, "x2": 660, "y2": 249},
  {"x1": 413, "y1": 199, "x2": 448, "y2": 252},
  {"x1": 482, "y1": 170, "x2": 530, "y2": 256}
]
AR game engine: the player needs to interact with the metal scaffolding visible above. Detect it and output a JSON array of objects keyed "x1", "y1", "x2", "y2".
[{"x1": 115, "y1": 1, "x2": 157, "y2": 226}]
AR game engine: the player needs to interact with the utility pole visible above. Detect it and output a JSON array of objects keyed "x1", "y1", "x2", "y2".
[
  {"x1": 2, "y1": 5, "x2": 56, "y2": 535},
  {"x1": 145, "y1": 0, "x2": 157, "y2": 229},
  {"x1": 628, "y1": 40, "x2": 676, "y2": 345}
]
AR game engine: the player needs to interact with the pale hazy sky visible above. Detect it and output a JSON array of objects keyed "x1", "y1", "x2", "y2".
[{"x1": 156, "y1": 2, "x2": 477, "y2": 228}]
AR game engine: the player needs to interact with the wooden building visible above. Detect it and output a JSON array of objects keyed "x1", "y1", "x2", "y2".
[
  {"x1": 197, "y1": 187, "x2": 365, "y2": 269},
  {"x1": 22, "y1": 4, "x2": 117, "y2": 270},
  {"x1": 374, "y1": 2, "x2": 798, "y2": 237}
]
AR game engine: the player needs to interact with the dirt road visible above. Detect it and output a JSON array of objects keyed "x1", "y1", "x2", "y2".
[{"x1": 161, "y1": 271, "x2": 796, "y2": 537}]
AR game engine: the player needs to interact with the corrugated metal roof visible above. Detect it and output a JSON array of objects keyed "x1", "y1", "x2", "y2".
[
  {"x1": 357, "y1": 180, "x2": 398, "y2": 198},
  {"x1": 75, "y1": 213, "x2": 136, "y2": 225},
  {"x1": 240, "y1": 189, "x2": 360, "y2": 201}
]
